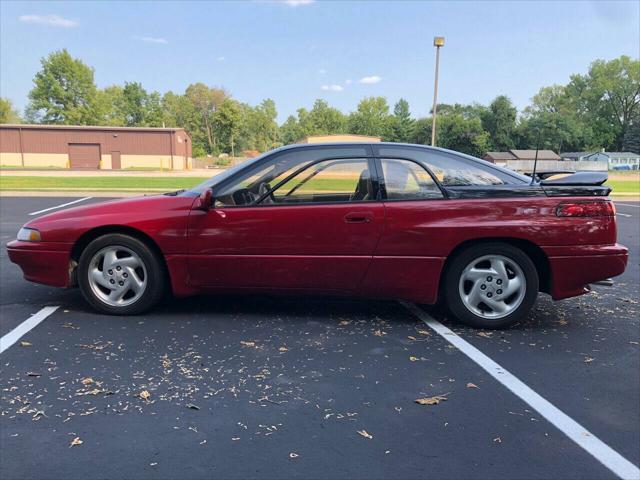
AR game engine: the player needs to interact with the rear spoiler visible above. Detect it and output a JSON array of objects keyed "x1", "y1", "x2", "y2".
[
  {"x1": 523, "y1": 170, "x2": 576, "y2": 182},
  {"x1": 540, "y1": 171, "x2": 608, "y2": 186}
]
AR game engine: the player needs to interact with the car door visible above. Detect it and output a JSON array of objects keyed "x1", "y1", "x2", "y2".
[
  {"x1": 360, "y1": 156, "x2": 448, "y2": 303},
  {"x1": 187, "y1": 149, "x2": 384, "y2": 292}
]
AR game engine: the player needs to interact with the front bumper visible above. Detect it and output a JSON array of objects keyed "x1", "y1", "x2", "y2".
[
  {"x1": 7, "y1": 240, "x2": 73, "y2": 288},
  {"x1": 543, "y1": 243, "x2": 629, "y2": 300}
]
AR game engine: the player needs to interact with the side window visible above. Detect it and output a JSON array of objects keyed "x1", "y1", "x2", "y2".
[
  {"x1": 422, "y1": 152, "x2": 515, "y2": 186},
  {"x1": 266, "y1": 158, "x2": 374, "y2": 204},
  {"x1": 373, "y1": 146, "x2": 526, "y2": 186},
  {"x1": 381, "y1": 159, "x2": 443, "y2": 200},
  {"x1": 214, "y1": 154, "x2": 314, "y2": 207}
]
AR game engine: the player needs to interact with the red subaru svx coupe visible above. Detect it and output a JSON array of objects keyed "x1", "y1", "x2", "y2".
[{"x1": 7, "y1": 143, "x2": 628, "y2": 328}]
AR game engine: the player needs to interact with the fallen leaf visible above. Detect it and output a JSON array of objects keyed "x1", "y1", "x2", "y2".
[
  {"x1": 339, "y1": 320, "x2": 351, "y2": 326},
  {"x1": 278, "y1": 346, "x2": 289, "y2": 352},
  {"x1": 186, "y1": 403, "x2": 200, "y2": 410},
  {"x1": 357, "y1": 430, "x2": 373, "y2": 439},
  {"x1": 476, "y1": 331, "x2": 492, "y2": 338},
  {"x1": 629, "y1": 341, "x2": 638, "y2": 346},
  {"x1": 69, "y1": 437, "x2": 83, "y2": 447},
  {"x1": 19, "y1": 341, "x2": 32, "y2": 347},
  {"x1": 493, "y1": 436, "x2": 502, "y2": 444},
  {"x1": 466, "y1": 383, "x2": 479, "y2": 389},
  {"x1": 584, "y1": 357, "x2": 595, "y2": 364},
  {"x1": 373, "y1": 330, "x2": 386, "y2": 337},
  {"x1": 81, "y1": 377, "x2": 93, "y2": 385},
  {"x1": 409, "y1": 356, "x2": 419, "y2": 362},
  {"x1": 150, "y1": 463, "x2": 158, "y2": 466},
  {"x1": 139, "y1": 390, "x2": 151, "y2": 400},
  {"x1": 416, "y1": 329, "x2": 430, "y2": 336},
  {"x1": 26, "y1": 372, "x2": 41, "y2": 377},
  {"x1": 240, "y1": 341, "x2": 255, "y2": 347},
  {"x1": 415, "y1": 395, "x2": 448, "y2": 405},
  {"x1": 407, "y1": 336, "x2": 417, "y2": 341},
  {"x1": 289, "y1": 452, "x2": 299, "y2": 458}
]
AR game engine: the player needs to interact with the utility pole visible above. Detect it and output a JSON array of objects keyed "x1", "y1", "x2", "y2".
[{"x1": 431, "y1": 36, "x2": 445, "y2": 146}]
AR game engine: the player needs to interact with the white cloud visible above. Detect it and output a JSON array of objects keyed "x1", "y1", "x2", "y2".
[
  {"x1": 132, "y1": 35, "x2": 168, "y2": 44},
  {"x1": 217, "y1": 56, "x2": 226, "y2": 62},
  {"x1": 321, "y1": 84, "x2": 343, "y2": 92},
  {"x1": 281, "y1": 0, "x2": 315, "y2": 6},
  {"x1": 359, "y1": 75, "x2": 381, "y2": 84},
  {"x1": 345, "y1": 79, "x2": 353, "y2": 85},
  {"x1": 19, "y1": 14, "x2": 77, "y2": 28},
  {"x1": 318, "y1": 68, "x2": 327, "y2": 75}
]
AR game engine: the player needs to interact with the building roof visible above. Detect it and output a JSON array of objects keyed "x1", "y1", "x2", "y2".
[
  {"x1": 509, "y1": 149, "x2": 561, "y2": 160},
  {"x1": 296, "y1": 134, "x2": 381, "y2": 144},
  {"x1": 606, "y1": 152, "x2": 640, "y2": 159},
  {"x1": 484, "y1": 151, "x2": 516, "y2": 160},
  {"x1": 0, "y1": 124, "x2": 188, "y2": 133},
  {"x1": 559, "y1": 151, "x2": 593, "y2": 159}
]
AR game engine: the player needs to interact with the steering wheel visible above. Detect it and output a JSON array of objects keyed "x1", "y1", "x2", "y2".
[{"x1": 258, "y1": 182, "x2": 276, "y2": 204}]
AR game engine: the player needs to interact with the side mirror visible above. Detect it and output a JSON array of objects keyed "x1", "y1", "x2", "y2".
[{"x1": 195, "y1": 189, "x2": 213, "y2": 211}]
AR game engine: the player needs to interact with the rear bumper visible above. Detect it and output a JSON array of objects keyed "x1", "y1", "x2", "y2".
[
  {"x1": 7, "y1": 240, "x2": 73, "y2": 288},
  {"x1": 543, "y1": 243, "x2": 628, "y2": 300}
]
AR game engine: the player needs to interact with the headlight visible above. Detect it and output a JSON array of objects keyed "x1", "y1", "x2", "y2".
[{"x1": 17, "y1": 227, "x2": 41, "y2": 242}]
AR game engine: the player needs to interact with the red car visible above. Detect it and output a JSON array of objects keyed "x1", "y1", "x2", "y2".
[{"x1": 7, "y1": 143, "x2": 628, "y2": 328}]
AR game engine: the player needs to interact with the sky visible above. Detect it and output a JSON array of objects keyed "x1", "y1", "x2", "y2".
[{"x1": 1, "y1": 0, "x2": 639, "y2": 123}]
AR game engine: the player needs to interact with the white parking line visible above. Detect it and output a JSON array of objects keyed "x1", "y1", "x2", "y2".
[
  {"x1": 617, "y1": 213, "x2": 632, "y2": 218},
  {"x1": 0, "y1": 306, "x2": 59, "y2": 354},
  {"x1": 615, "y1": 203, "x2": 640, "y2": 209},
  {"x1": 29, "y1": 197, "x2": 92, "y2": 216},
  {"x1": 401, "y1": 302, "x2": 640, "y2": 480}
]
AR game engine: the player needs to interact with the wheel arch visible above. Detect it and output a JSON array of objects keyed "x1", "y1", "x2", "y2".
[
  {"x1": 69, "y1": 225, "x2": 171, "y2": 291},
  {"x1": 440, "y1": 237, "x2": 551, "y2": 298}
]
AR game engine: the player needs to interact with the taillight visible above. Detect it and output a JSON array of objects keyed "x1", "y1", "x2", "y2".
[{"x1": 556, "y1": 200, "x2": 615, "y2": 217}]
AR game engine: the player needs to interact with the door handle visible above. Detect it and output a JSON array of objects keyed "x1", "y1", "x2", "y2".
[{"x1": 344, "y1": 212, "x2": 373, "y2": 224}]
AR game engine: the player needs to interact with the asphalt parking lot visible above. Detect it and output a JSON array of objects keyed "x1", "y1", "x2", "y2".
[{"x1": 1, "y1": 196, "x2": 638, "y2": 480}]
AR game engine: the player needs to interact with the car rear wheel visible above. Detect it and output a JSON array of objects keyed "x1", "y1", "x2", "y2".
[
  {"x1": 78, "y1": 234, "x2": 165, "y2": 315},
  {"x1": 443, "y1": 243, "x2": 539, "y2": 329}
]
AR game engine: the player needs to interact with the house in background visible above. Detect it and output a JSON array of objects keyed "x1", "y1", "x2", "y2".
[
  {"x1": 560, "y1": 151, "x2": 640, "y2": 170},
  {"x1": 0, "y1": 124, "x2": 192, "y2": 170},
  {"x1": 484, "y1": 149, "x2": 561, "y2": 164}
]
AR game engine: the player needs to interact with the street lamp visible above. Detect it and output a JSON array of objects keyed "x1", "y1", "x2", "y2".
[{"x1": 431, "y1": 36, "x2": 445, "y2": 146}]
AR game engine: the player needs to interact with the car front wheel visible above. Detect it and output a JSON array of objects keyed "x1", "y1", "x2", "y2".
[
  {"x1": 78, "y1": 234, "x2": 165, "y2": 315},
  {"x1": 443, "y1": 243, "x2": 539, "y2": 329}
]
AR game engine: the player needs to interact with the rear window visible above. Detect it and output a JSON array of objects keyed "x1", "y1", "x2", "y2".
[{"x1": 373, "y1": 146, "x2": 528, "y2": 186}]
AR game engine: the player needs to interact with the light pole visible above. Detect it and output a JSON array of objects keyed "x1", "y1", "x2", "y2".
[{"x1": 431, "y1": 36, "x2": 445, "y2": 146}]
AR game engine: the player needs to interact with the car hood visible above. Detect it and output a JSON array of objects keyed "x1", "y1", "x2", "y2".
[{"x1": 23, "y1": 194, "x2": 198, "y2": 242}]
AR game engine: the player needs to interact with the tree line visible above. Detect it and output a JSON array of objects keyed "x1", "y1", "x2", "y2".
[{"x1": 1, "y1": 49, "x2": 638, "y2": 157}]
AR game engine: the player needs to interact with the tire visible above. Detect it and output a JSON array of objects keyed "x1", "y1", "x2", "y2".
[
  {"x1": 443, "y1": 243, "x2": 539, "y2": 329},
  {"x1": 77, "y1": 234, "x2": 166, "y2": 315}
]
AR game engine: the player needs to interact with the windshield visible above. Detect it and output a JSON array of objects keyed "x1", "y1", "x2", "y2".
[{"x1": 187, "y1": 151, "x2": 273, "y2": 194}]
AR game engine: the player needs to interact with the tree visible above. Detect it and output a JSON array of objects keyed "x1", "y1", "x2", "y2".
[
  {"x1": 185, "y1": 83, "x2": 227, "y2": 154},
  {"x1": 412, "y1": 114, "x2": 490, "y2": 157},
  {"x1": 306, "y1": 99, "x2": 346, "y2": 134},
  {"x1": 567, "y1": 55, "x2": 640, "y2": 150},
  {"x1": 388, "y1": 98, "x2": 415, "y2": 142},
  {"x1": 623, "y1": 121, "x2": 640, "y2": 154},
  {"x1": 348, "y1": 97, "x2": 392, "y2": 139},
  {"x1": 27, "y1": 49, "x2": 99, "y2": 125},
  {"x1": 245, "y1": 99, "x2": 279, "y2": 151},
  {"x1": 115, "y1": 82, "x2": 163, "y2": 127},
  {"x1": 0, "y1": 98, "x2": 21, "y2": 123},
  {"x1": 482, "y1": 95, "x2": 517, "y2": 151},
  {"x1": 214, "y1": 98, "x2": 243, "y2": 156},
  {"x1": 96, "y1": 86, "x2": 125, "y2": 126}
]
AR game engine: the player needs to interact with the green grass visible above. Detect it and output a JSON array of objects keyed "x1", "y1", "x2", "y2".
[
  {"x1": 1, "y1": 173, "x2": 636, "y2": 196},
  {"x1": 0, "y1": 175, "x2": 355, "y2": 192},
  {"x1": 607, "y1": 179, "x2": 640, "y2": 194},
  {"x1": 0, "y1": 176, "x2": 209, "y2": 191}
]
